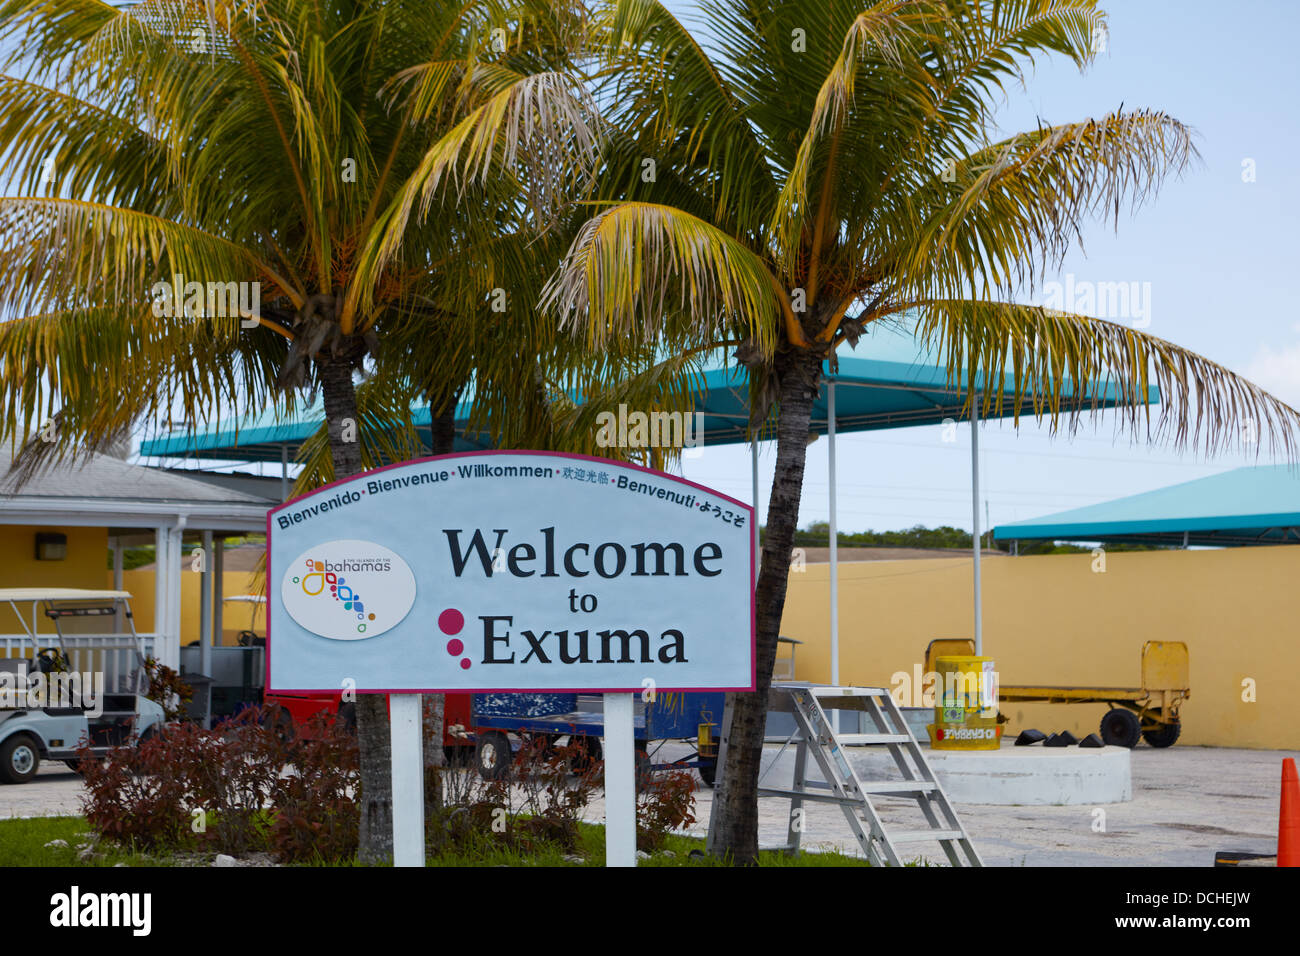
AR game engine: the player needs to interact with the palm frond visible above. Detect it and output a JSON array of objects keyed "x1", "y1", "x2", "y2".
[
  {"x1": 539, "y1": 201, "x2": 788, "y2": 354},
  {"x1": 914, "y1": 299, "x2": 1300, "y2": 459}
]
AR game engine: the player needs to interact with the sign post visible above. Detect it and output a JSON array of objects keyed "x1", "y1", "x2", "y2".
[
  {"x1": 603, "y1": 692, "x2": 636, "y2": 867},
  {"x1": 389, "y1": 693, "x2": 424, "y2": 867},
  {"x1": 266, "y1": 451, "x2": 755, "y2": 867}
]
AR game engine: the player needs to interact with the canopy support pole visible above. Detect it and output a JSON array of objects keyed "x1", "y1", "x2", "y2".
[
  {"x1": 281, "y1": 443, "x2": 290, "y2": 501},
  {"x1": 828, "y1": 381, "x2": 840, "y2": 731},
  {"x1": 971, "y1": 394, "x2": 983, "y2": 657}
]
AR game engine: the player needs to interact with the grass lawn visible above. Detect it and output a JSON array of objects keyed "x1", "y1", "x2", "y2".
[{"x1": 0, "y1": 816, "x2": 871, "y2": 867}]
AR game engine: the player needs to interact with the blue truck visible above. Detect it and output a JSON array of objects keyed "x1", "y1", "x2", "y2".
[{"x1": 470, "y1": 691, "x2": 725, "y2": 787}]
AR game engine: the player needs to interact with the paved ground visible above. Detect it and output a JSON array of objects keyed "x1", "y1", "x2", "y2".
[{"x1": 6, "y1": 742, "x2": 1290, "y2": 866}]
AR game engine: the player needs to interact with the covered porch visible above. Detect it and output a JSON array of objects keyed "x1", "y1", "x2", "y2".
[{"x1": 0, "y1": 449, "x2": 274, "y2": 690}]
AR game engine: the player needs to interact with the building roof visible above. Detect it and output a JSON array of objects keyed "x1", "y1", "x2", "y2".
[
  {"x1": 138, "y1": 323, "x2": 1158, "y2": 462},
  {"x1": 0, "y1": 445, "x2": 275, "y2": 531},
  {"x1": 993, "y1": 465, "x2": 1300, "y2": 547}
]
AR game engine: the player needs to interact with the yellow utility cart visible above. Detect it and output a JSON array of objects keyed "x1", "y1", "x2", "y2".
[{"x1": 923, "y1": 639, "x2": 1190, "y2": 748}]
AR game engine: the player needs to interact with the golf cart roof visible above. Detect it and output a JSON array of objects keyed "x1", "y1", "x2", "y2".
[{"x1": 0, "y1": 588, "x2": 133, "y2": 602}]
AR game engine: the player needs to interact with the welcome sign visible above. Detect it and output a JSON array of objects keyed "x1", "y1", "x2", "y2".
[{"x1": 267, "y1": 451, "x2": 755, "y2": 693}]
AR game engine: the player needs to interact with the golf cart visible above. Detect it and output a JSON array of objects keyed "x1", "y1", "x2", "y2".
[{"x1": 0, "y1": 589, "x2": 165, "y2": 784}]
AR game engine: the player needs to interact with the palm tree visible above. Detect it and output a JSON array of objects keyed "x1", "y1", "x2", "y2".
[
  {"x1": 0, "y1": 0, "x2": 598, "y2": 861},
  {"x1": 541, "y1": 0, "x2": 1300, "y2": 863}
]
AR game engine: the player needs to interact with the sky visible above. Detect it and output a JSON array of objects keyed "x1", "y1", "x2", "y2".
[
  {"x1": 15, "y1": 1, "x2": 1295, "y2": 537},
  {"x1": 666, "y1": 0, "x2": 1300, "y2": 535}
]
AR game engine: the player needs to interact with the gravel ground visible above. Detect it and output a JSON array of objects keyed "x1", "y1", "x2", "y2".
[{"x1": 5, "y1": 742, "x2": 1290, "y2": 866}]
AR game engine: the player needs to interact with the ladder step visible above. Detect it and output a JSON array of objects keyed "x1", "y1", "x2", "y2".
[
  {"x1": 757, "y1": 787, "x2": 855, "y2": 806},
  {"x1": 889, "y1": 829, "x2": 965, "y2": 843},
  {"x1": 809, "y1": 686, "x2": 889, "y2": 698},
  {"x1": 859, "y1": 780, "x2": 938, "y2": 794},
  {"x1": 837, "y1": 733, "x2": 910, "y2": 745}
]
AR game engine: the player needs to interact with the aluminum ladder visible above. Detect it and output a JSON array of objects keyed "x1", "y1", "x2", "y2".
[{"x1": 759, "y1": 683, "x2": 982, "y2": 867}]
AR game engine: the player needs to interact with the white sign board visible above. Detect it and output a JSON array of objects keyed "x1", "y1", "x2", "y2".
[{"x1": 267, "y1": 452, "x2": 755, "y2": 694}]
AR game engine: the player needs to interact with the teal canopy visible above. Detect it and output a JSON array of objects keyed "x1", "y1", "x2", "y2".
[
  {"x1": 993, "y1": 465, "x2": 1300, "y2": 547},
  {"x1": 138, "y1": 325, "x2": 1157, "y2": 462}
]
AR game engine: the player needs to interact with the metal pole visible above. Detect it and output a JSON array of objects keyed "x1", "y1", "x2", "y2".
[
  {"x1": 971, "y1": 394, "x2": 983, "y2": 657},
  {"x1": 112, "y1": 538, "x2": 124, "y2": 634},
  {"x1": 603, "y1": 693, "x2": 636, "y2": 867},
  {"x1": 199, "y1": 531, "x2": 213, "y2": 685},
  {"x1": 829, "y1": 381, "x2": 839, "y2": 692},
  {"x1": 280, "y1": 443, "x2": 289, "y2": 501},
  {"x1": 213, "y1": 541, "x2": 224, "y2": 648},
  {"x1": 389, "y1": 694, "x2": 425, "y2": 866}
]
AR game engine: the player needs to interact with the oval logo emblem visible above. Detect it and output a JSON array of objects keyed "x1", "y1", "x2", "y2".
[{"x1": 280, "y1": 540, "x2": 416, "y2": 640}]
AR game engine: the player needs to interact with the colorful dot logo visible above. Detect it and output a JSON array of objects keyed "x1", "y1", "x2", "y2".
[
  {"x1": 439, "y1": 608, "x2": 470, "y2": 669},
  {"x1": 296, "y1": 558, "x2": 377, "y2": 634},
  {"x1": 281, "y1": 541, "x2": 415, "y2": 642}
]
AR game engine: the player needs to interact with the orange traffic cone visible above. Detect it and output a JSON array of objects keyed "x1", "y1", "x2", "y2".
[{"x1": 1280, "y1": 758, "x2": 1300, "y2": 867}]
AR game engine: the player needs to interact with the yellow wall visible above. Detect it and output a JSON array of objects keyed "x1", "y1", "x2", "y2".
[
  {"x1": 0, "y1": 526, "x2": 110, "y2": 637},
  {"x1": 781, "y1": 547, "x2": 1300, "y2": 750},
  {"x1": 119, "y1": 568, "x2": 266, "y2": 646}
]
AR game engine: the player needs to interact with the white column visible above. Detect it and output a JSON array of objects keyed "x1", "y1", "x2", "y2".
[
  {"x1": 603, "y1": 692, "x2": 636, "y2": 867},
  {"x1": 390, "y1": 694, "x2": 425, "y2": 867},
  {"x1": 153, "y1": 526, "x2": 168, "y2": 665},
  {"x1": 199, "y1": 530, "x2": 213, "y2": 679},
  {"x1": 164, "y1": 522, "x2": 185, "y2": 670},
  {"x1": 971, "y1": 394, "x2": 983, "y2": 657}
]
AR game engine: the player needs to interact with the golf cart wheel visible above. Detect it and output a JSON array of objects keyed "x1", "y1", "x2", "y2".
[
  {"x1": 0, "y1": 735, "x2": 41, "y2": 784},
  {"x1": 1099, "y1": 708, "x2": 1142, "y2": 748},
  {"x1": 476, "y1": 731, "x2": 512, "y2": 781},
  {"x1": 1141, "y1": 715, "x2": 1181, "y2": 748}
]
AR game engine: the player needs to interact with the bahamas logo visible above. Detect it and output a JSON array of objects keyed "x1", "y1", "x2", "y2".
[{"x1": 281, "y1": 540, "x2": 416, "y2": 641}]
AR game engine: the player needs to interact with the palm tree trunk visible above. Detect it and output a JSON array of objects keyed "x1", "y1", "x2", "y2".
[
  {"x1": 318, "y1": 357, "x2": 393, "y2": 863},
  {"x1": 707, "y1": 348, "x2": 823, "y2": 864}
]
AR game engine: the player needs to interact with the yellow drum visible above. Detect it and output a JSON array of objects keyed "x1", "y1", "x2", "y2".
[{"x1": 928, "y1": 655, "x2": 1001, "y2": 750}]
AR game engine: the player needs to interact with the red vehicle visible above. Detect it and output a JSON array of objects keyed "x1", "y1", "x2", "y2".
[{"x1": 265, "y1": 689, "x2": 476, "y2": 756}]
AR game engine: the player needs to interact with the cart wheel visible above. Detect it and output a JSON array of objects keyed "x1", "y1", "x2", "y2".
[
  {"x1": 697, "y1": 758, "x2": 717, "y2": 788},
  {"x1": 1141, "y1": 715, "x2": 1181, "y2": 748},
  {"x1": 476, "y1": 731, "x2": 512, "y2": 780},
  {"x1": 1099, "y1": 708, "x2": 1141, "y2": 748},
  {"x1": 0, "y1": 735, "x2": 41, "y2": 784},
  {"x1": 569, "y1": 735, "x2": 601, "y2": 775}
]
